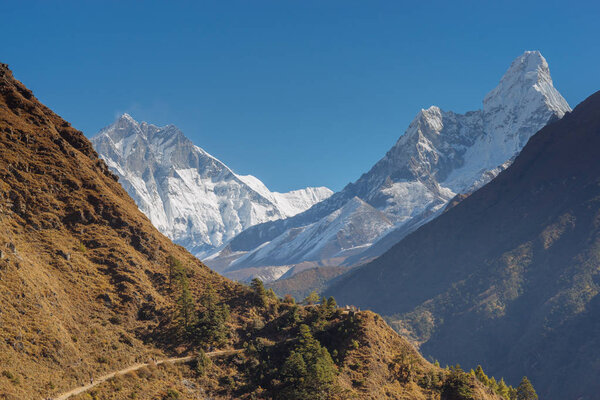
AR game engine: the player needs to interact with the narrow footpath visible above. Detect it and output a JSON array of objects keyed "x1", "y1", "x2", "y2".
[{"x1": 49, "y1": 349, "x2": 242, "y2": 400}]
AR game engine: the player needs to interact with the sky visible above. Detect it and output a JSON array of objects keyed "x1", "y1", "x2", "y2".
[{"x1": 3, "y1": 1, "x2": 600, "y2": 192}]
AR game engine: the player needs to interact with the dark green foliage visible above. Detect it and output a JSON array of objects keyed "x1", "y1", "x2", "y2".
[
  {"x1": 251, "y1": 278, "x2": 268, "y2": 308},
  {"x1": 176, "y1": 271, "x2": 195, "y2": 331},
  {"x1": 303, "y1": 290, "x2": 320, "y2": 305},
  {"x1": 278, "y1": 324, "x2": 337, "y2": 399},
  {"x1": 516, "y1": 377, "x2": 538, "y2": 400},
  {"x1": 193, "y1": 284, "x2": 230, "y2": 347},
  {"x1": 167, "y1": 255, "x2": 183, "y2": 290},
  {"x1": 195, "y1": 349, "x2": 212, "y2": 376},
  {"x1": 474, "y1": 365, "x2": 488, "y2": 386},
  {"x1": 473, "y1": 364, "x2": 519, "y2": 399},
  {"x1": 326, "y1": 296, "x2": 337, "y2": 310},
  {"x1": 164, "y1": 388, "x2": 180, "y2": 399},
  {"x1": 441, "y1": 366, "x2": 474, "y2": 400},
  {"x1": 497, "y1": 378, "x2": 510, "y2": 398},
  {"x1": 284, "y1": 304, "x2": 301, "y2": 326}
]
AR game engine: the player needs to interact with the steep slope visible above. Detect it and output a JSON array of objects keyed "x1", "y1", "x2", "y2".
[
  {"x1": 327, "y1": 90, "x2": 600, "y2": 400},
  {"x1": 0, "y1": 63, "x2": 505, "y2": 400},
  {"x1": 214, "y1": 51, "x2": 570, "y2": 280},
  {"x1": 0, "y1": 62, "x2": 240, "y2": 399},
  {"x1": 91, "y1": 116, "x2": 332, "y2": 260}
]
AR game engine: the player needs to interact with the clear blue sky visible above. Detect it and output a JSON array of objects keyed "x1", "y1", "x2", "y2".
[{"x1": 3, "y1": 1, "x2": 599, "y2": 192}]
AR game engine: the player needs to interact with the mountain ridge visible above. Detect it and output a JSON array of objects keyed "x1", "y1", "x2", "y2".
[
  {"x1": 91, "y1": 114, "x2": 332, "y2": 260},
  {"x1": 213, "y1": 50, "x2": 570, "y2": 281}
]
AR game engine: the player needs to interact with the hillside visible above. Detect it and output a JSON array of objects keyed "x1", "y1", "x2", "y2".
[
  {"x1": 0, "y1": 64, "x2": 508, "y2": 399},
  {"x1": 327, "y1": 90, "x2": 600, "y2": 400}
]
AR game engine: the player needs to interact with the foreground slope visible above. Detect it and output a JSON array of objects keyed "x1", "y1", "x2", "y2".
[
  {"x1": 91, "y1": 115, "x2": 332, "y2": 260},
  {"x1": 327, "y1": 90, "x2": 600, "y2": 400},
  {"x1": 0, "y1": 62, "x2": 240, "y2": 398},
  {"x1": 0, "y1": 64, "x2": 504, "y2": 400},
  {"x1": 213, "y1": 51, "x2": 570, "y2": 282}
]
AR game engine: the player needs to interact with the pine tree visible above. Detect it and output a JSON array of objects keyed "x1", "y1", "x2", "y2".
[
  {"x1": 497, "y1": 378, "x2": 510, "y2": 398},
  {"x1": 250, "y1": 278, "x2": 267, "y2": 308},
  {"x1": 489, "y1": 376, "x2": 498, "y2": 392},
  {"x1": 303, "y1": 290, "x2": 320, "y2": 305},
  {"x1": 176, "y1": 273, "x2": 195, "y2": 331},
  {"x1": 475, "y1": 365, "x2": 489, "y2": 386},
  {"x1": 278, "y1": 324, "x2": 337, "y2": 400},
  {"x1": 194, "y1": 284, "x2": 230, "y2": 347},
  {"x1": 167, "y1": 255, "x2": 184, "y2": 290},
  {"x1": 326, "y1": 296, "x2": 337, "y2": 311},
  {"x1": 516, "y1": 377, "x2": 538, "y2": 400},
  {"x1": 195, "y1": 349, "x2": 212, "y2": 376}
]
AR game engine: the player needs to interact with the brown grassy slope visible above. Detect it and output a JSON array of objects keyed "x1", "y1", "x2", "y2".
[
  {"x1": 0, "y1": 63, "x2": 242, "y2": 399},
  {"x1": 0, "y1": 63, "x2": 502, "y2": 400},
  {"x1": 334, "y1": 311, "x2": 504, "y2": 400}
]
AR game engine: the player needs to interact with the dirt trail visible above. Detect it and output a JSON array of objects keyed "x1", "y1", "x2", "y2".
[{"x1": 49, "y1": 349, "x2": 242, "y2": 400}]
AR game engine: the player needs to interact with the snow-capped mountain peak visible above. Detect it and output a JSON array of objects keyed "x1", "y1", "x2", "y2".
[
  {"x1": 212, "y1": 51, "x2": 571, "y2": 280},
  {"x1": 91, "y1": 115, "x2": 333, "y2": 259},
  {"x1": 484, "y1": 50, "x2": 569, "y2": 117}
]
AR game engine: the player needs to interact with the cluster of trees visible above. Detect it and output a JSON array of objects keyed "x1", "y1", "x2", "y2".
[
  {"x1": 168, "y1": 256, "x2": 230, "y2": 347},
  {"x1": 279, "y1": 324, "x2": 337, "y2": 399},
  {"x1": 472, "y1": 365, "x2": 538, "y2": 400}
]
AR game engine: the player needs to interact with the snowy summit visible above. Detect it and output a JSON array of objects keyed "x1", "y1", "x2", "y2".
[
  {"x1": 91, "y1": 116, "x2": 332, "y2": 259},
  {"x1": 211, "y1": 51, "x2": 571, "y2": 280}
]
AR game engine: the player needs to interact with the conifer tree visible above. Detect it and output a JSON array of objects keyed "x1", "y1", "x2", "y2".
[
  {"x1": 194, "y1": 284, "x2": 230, "y2": 347},
  {"x1": 167, "y1": 255, "x2": 184, "y2": 290},
  {"x1": 176, "y1": 272, "x2": 195, "y2": 330},
  {"x1": 475, "y1": 365, "x2": 489, "y2": 386},
  {"x1": 516, "y1": 377, "x2": 538, "y2": 400},
  {"x1": 326, "y1": 296, "x2": 337, "y2": 311},
  {"x1": 250, "y1": 278, "x2": 268, "y2": 308},
  {"x1": 497, "y1": 378, "x2": 510, "y2": 398},
  {"x1": 303, "y1": 290, "x2": 320, "y2": 305},
  {"x1": 279, "y1": 324, "x2": 336, "y2": 399}
]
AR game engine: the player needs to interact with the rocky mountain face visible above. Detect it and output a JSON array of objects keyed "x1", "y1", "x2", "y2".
[
  {"x1": 326, "y1": 90, "x2": 600, "y2": 400},
  {"x1": 0, "y1": 63, "x2": 505, "y2": 400},
  {"x1": 212, "y1": 51, "x2": 570, "y2": 281},
  {"x1": 91, "y1": 116, "x2": 332, "y2": 261}
]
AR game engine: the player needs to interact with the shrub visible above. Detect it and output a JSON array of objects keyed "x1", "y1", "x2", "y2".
[
  {"x1": 1, "y1": 370, "x2": 19, "y2": 385},
  {"x1": 195, "y1": 349, "x2": 212, "y2": 376},
  {"x1": 441, "y1": 366, "x2": 474, "y2": 400},
  {"x1": 164, "y1": 388, "x2": 181, "y2": 399}
]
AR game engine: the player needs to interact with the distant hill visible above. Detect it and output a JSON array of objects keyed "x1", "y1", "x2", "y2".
[
  {"x1": 267, "y1": 266, "x2": 349, "y2": 300},
  {"x1": 327, "y1": 90, "x2": 600, "y2": 400}
]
